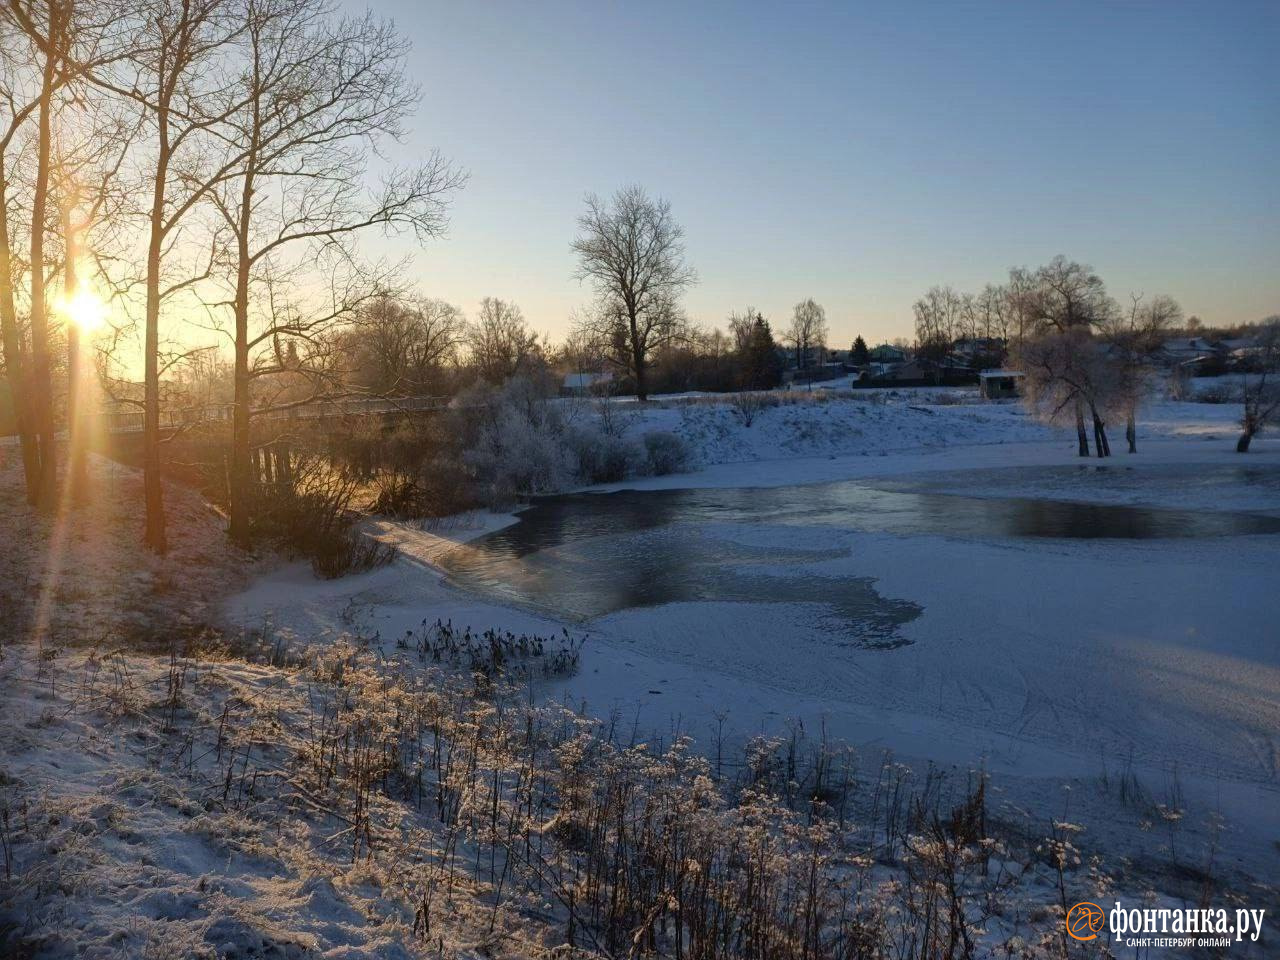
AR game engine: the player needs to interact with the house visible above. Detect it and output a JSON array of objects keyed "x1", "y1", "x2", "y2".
[
  {"x1": 953, "y1": 337, "x2": 1006, "y2": 360},
  {"x1": 868, "y1": 344, "x2": 907, "y2": 364},
  {"x1": 1156, "y1": 337, "x2": 1218, "y2": 368},
  {"x1": 560, "y1": 371, "x2": 613, "y2": 397},
  {"x1": 978, "y1": 369, "x2": 1024, "y2": 399}
]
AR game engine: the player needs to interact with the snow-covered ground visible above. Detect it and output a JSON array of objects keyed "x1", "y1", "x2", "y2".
[
  {"x1": 225, "y1": 391, "x2": 1280, "y2": 877},
  {"x1": 4, "y1": 389, "x2": 1278, "y2": 956}
]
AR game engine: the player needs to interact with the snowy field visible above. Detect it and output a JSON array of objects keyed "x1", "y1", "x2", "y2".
[{"x1": 4, "y1": 386, "x2": 1278, "y2": 956}]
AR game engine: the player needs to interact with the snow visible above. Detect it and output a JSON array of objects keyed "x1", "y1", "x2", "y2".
[
  {"x1": 219, "y1": 390, "x2": 1280, "y2": 878},
  {"x1": 5, "y1": 390, "x2": 1279, "y2": 956},
  {"x1": 0, "y1": 452, "x2": 259, "y2": 649}
]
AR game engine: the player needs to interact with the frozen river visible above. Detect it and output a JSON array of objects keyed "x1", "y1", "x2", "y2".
[
  {"x1": 435, "y1": 465, "x2": 1280, "y2": 646},
  {"x1": 423, "y1": 462, "x2": 1280, "y2": 833}
]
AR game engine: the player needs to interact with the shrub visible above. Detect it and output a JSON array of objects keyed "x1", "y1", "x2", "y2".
[
  {"x1": 456, "y1": 377, "x2": 575, "y2": 504},
  {"x1": 568, "y1": 425, "x2": 645, "y2": 483},
  {"x1": 249, "y1": 455, "x2": 394, "y2": 578},
  {"x1": 730, "y1": 391, "x2": 779, "y2": 427},
  {"x1": 309, "y1": 524, "x2": 395, "y2": 580},
  {"x1": 368, "y1": 457, "x2": 477, "y2": 519},
  {"x1": 643, "y1": 431, "x2": 690, "y2": 475}
]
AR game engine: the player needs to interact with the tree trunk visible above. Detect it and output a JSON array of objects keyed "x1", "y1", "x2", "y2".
[
  {"x1": 1092, "y1": 410, "x2": 1110, "y2": 458},
  {"x1": 142, "y1": 109, "x2": 171, "y2": 553},
  {"x1": 0, "y1": 167, "x2": 41, "y2": 502},
  {"x1": 228, "y1": 170, "x2": 255, "y2": 545},
  {"x1": 1074, "y1": 402, "x2": 1089, "y2": 457},
  {"x1": 633, "y1": 346, "x2": 648, "y2": 402},
  {"x1": 1236, "y1": 430, "x2": 1253, "y2": 453},
  {"x1": 1126, "y1": 410, "x2": 1137, "y2": 454},
  {"x1": 62, "y1": 203, "x2": 88, "y2": 500},
  {"x1": 27, "y1": 28, "x2": 60, "y2": 510},
  {"x1": 143, "y1": 230, "x2": 166, "y2": 551}
]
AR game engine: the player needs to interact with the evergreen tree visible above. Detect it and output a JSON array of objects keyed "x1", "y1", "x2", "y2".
[
  {"x1": 739, "y1": 313, "x2": 783, "y2": 389},
  {"x1": 851, "y1": 335, "x2": 870, "y2": 365}
]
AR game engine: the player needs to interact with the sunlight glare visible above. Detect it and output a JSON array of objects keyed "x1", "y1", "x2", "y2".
[{"x1": 58, "y1": 284, "x2": 108, "y2": 334}]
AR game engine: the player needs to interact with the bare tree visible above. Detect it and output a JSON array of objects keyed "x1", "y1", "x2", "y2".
[
  {"x1": 571, "y1": 185, "x2": 695, "y2": 401},
  {"x1": 112, "y1": 0, "x2": 247, "y2": 551},
  {"x1": 975, "y1": 283, "x2": 1010, "y2": 342},
  {"x1": 347, "y1": 293, "x2": 462, "y2": 396},
  {"x1": 913, "y1": 286, "x2": 963, "y2": 367},
  {"x1": 1004, "y1": 266, "x2": 1037, "y2": 347},
  {"x1": 7, "y1": 0, "x2": 71, "y2": 510},
  {"x1": 1237, "y1": 318, "x2": 1280, "y2": 453},
  {"x1": 210, "y1": 0, "x2": 464, "y2": 544},
  {"x1": 1029, "y1": 256, "x2": 1114, "y2": 334},
  {"x1": 1105, "y1": 293, "x2": 1181, "y2": 452},
  {"x1": 4, "y1": 0, "x2": 131, "y2": 508},
  {"x1": 787, "y1": 298, "x2": 828, "y2": 373},
  {"x1": 466, "y1": 297, "x2": 539, "y2": 384},
  {"x1": 727, "y1": 307, "x2": 759, "y2": 354},
  {"x1": 0, "y1": 13, "x2": 42, "y2": 501}
]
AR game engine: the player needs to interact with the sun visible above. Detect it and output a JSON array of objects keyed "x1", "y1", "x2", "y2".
[{"x1": 58, "y1": 284, "x2": 108, "y2": 334}]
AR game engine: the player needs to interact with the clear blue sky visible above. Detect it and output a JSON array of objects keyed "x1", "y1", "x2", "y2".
[{"x1": 376, "y1": 0, "x2": 1278, "y2": 346}]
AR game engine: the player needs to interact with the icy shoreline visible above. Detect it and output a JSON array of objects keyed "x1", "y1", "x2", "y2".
[{"x1": 223, "y1": 396, "x2": 1280, "y2": 886}]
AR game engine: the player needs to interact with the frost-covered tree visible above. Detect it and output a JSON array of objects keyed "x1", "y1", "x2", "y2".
[
  {"x1": 1021, "y1": 257, "x2": 1117, "y2": 456},
  {"x1": 1105, "y1": 293, "x2": 1181, "y2": 452},
  {"x1": 1017, "y1": 328, "x2": 1119, "y2": 457},
  {"x1": 1237, "y1": 318, "x2": 1280, "y2": 453}
]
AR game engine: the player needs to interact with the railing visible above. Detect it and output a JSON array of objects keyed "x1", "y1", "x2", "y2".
[{"x1": 99, "y1": 395, "x2": 450, "y2": 433}]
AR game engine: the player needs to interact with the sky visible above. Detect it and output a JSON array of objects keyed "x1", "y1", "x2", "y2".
[{"x1": 373, "y1": 0, "x2": 1279, "y2": 348}]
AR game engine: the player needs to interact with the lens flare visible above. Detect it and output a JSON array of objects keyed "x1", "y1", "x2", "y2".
[{"x1": 58, "y1": 284, "x2": 108, "y2": 333}]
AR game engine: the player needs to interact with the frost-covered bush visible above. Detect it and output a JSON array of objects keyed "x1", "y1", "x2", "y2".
[
  {"x1": 455, "y1": 377, "x2": 575, "y2": 503},
  {"x1": 566, "y1": 425, "x2": 644, "y2": 483},
  {"x1": 643, "y1": 430, "x2": 690, "y2": 475},
  {"x1": 453, "y1": 378, "x2": 675, "y2": 497}
]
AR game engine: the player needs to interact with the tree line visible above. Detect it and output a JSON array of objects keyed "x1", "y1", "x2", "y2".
[
  {"x1": 0, "y1": 0, "x2": 464, "y2": 551},
  {"x1": 5, "y1": 0, "x2": 1275, "y2": 563},
  {"x1": 914, "y1": 256, "x2": 1279, "y2": 455}
]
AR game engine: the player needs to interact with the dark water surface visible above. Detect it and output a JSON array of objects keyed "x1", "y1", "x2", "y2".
[{"x1": 432, "y1": 465, "x2": 1280, "y2": 647}]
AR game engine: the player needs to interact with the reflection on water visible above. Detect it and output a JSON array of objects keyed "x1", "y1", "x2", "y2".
[
  {"x1": 440, "y1": 525, "x2": 921, "y2": 648},
  {"x1": 431, "y1": 467, "x2": 1280, "y2": 649}
]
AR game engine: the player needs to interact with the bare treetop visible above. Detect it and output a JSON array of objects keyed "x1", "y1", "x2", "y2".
[
  {"x1": 1031, "y1": 255, "x2": 1115, "y2": 333},
  {"x1": 571, "y1": 185, "x2": 695, "y2": 400}
]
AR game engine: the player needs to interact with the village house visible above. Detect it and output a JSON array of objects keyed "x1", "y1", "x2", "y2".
[
  {"x1": 978, "y1": 369, "x2": 1024, "y2": 399},
  {"x1": 560, "y1": 371, "x2": 613, "y2": 397}
]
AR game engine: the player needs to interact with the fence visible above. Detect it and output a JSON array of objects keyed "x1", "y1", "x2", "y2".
[{"x1": 99, "y1": 395, "x2": 449, "y2": 434}]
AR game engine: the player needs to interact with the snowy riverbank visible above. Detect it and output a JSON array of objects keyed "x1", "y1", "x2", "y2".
[
  {"x1": 226, "y1": 392, "x2": 1280, "y2": 881},
  {"x1": 4, "y1": 390, "x2": 1278, "y2": 956}
]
